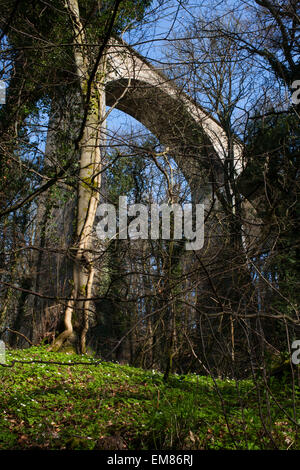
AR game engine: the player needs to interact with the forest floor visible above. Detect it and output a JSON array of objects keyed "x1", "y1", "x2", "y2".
[{"x1": 0, "y1": 346, "x2": 299, "y2": 450}]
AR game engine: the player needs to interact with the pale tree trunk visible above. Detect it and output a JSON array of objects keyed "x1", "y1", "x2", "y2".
[{"x1": 50, "y1": 0, "x2": 106, "y2": 352}]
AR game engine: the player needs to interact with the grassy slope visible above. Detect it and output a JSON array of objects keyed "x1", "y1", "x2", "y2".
[{"x1": 0, "y1": 346, "x2": 299, "y2": 450}]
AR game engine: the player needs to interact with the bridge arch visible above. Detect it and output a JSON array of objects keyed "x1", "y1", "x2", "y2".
[{"x1": 104, "y1": 39, "x2": 243, "y2": 201}]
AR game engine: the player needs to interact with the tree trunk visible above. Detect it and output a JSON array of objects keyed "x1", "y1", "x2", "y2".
[{"x1": 50, "y1": 0, "x2": 107, "y2": 353}]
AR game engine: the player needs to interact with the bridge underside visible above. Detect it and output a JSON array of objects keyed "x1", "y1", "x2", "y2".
[{"x1": 106, "y1": 78, "x2": 224, "y2": 202}]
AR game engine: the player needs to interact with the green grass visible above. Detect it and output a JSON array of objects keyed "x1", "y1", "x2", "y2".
[{"x1": 0, "y1": 346, "x2": 299, "y2": 450}]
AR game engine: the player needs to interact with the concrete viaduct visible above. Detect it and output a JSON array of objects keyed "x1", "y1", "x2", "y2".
[{"x1": 104, "y1": 38, "x2": 244, "y2": 203}]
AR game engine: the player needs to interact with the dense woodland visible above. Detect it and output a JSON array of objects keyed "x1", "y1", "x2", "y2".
[{"x1": 0, "y1": 0, "x2": 299, "y2": 450}]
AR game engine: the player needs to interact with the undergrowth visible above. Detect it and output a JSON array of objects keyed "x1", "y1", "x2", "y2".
[{"x1": 0, "y1": 346, "x2": 299, "y2": 450}]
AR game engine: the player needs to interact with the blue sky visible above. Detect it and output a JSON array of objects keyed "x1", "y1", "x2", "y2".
[
  {"x1": 107, "y1": 0, "x2": 191, "y2": 146},
  {"x1": 106, "y1": 0, "x2": 246, "y2": 138}
]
